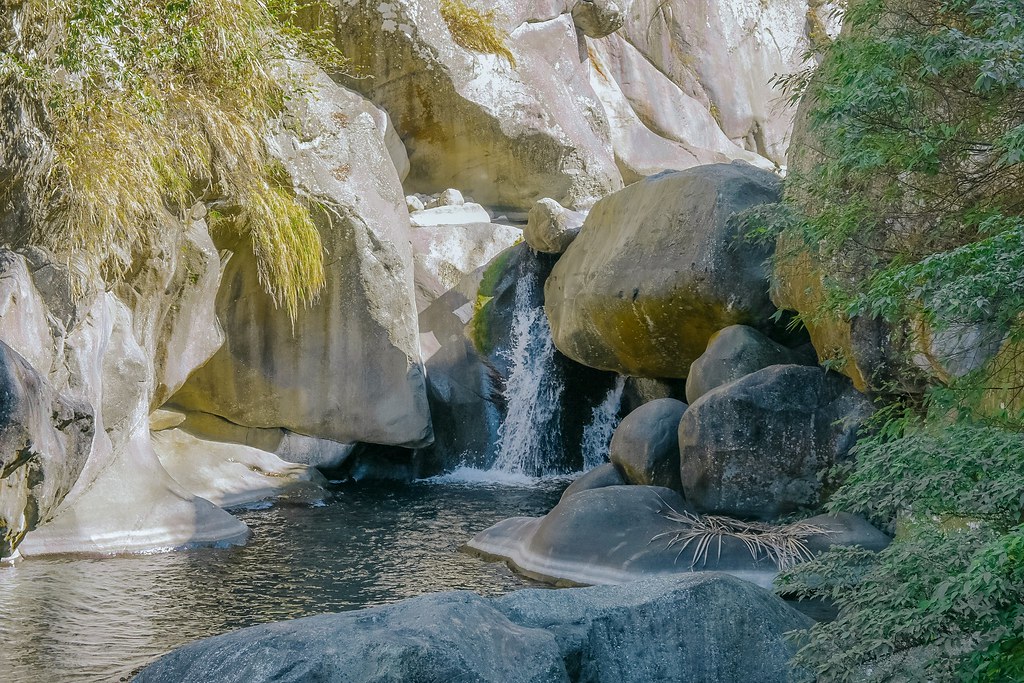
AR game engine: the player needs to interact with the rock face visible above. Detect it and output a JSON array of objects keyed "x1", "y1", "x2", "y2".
[
  {"x1": 0, "y1": 342, "x2": 94, "y2": 556},
  {"x1": 524, "y1": 198, "x2": 585, "y2": 254},
  {"x1": 333, "y1": 0, "x2": 624, "y2": 210},
  {"x1": 152, "y1": 429, "x2": 328, "y2": 508},
  {"x1": 172, "y1": 64, "x2": 431, "y2": 449},
  {"x1": 572, "y1": 0, "x2": 625, "y2": 39},
  {"x1": 609, "y1": 398, "x2": 686, "y2": 489},
  {"x1": 686, "y1": 325, "x2": 805, "y2": 403},
  {"x1": 679, "y1": 365, "x2": 874, "y2": 520},
  {"x1": 137, "y1": 574, "x2": 812, "y2": 683},
  {"x1": 545, "y1": 162, "x2": 782, "y2": 377},
  {"x1": 613, "y1": 0, "x2": 834, "y2": 167},
  {"x1": 0, "y1": 222, "x2": 252, "y2": 557}
]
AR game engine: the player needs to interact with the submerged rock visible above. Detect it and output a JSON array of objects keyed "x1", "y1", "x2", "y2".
[
  {"x1": 679, "y1": 365, "x2": 874, "y2": 520},
  {"x1": 609, "y1": 398, "x2": 687, "y2": 489},
  {"x1": 137, "y1": 574, "x2": 811, "y2": 683},
  {"x1": 686, "y1": 325, "x2": 805, "y2": 404},
  {"x1": 545, "y1": 162, "x2": 782, "y2": 377}
]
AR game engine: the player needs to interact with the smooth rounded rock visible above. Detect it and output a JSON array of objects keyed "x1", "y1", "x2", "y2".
[
  {"x1": 686, "y1": 325, "x2": 802, "y2": 403},
  {"x1": 545, "y1": 163, "x2": 782, "y2": 378},
  {"x1": 560, "y1": 462, "x2": 625, "y2": 501},
  {"x1": 609, "y1": 398, "x2": 687, "y2": 489},
  {"x1": 679, "y1": 364, "x2": 874, "y2": 520}
]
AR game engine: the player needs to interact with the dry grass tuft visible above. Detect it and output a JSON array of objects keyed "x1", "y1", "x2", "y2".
[
  {"x1": 653, "y1": 501, "x2": 831, "y2": 571},
  {"x1": 440, "y1": 0, "x2": 516, "y2": 67},
  {"x1": 1, "y1": 0, "x2": 343, "y2": 320}
]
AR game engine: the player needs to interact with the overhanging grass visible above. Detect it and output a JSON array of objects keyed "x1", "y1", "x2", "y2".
[
  {"x1": 0, "y1": 0, "x2": 342, "y2": 320},
  {"x1": 440, "y1": 0, "x2": 516, "y2": 66}
]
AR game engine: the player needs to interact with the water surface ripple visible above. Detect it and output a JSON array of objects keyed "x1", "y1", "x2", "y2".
[{"x1": 0, "y1": 480, "x2": 564, "y2": 682}]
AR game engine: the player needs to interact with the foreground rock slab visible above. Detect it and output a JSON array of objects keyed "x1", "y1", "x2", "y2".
[
  {"x1": 137, "y1": 574, "x2": 811, "y2": 683},
  {"x1": 467, "y1": 485, "x2": 889, "y2": 589}
]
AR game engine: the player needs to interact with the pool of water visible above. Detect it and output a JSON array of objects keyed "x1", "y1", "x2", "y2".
[{"x1": 0, "y1": 477, "x2": 566, "y2": 682}]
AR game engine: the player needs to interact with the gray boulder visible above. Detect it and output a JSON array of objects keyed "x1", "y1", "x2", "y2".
[
  {"x1": 545, "y1": 162, "x2": 782, "y2": 378},
  {"x1": 0, "y1": 342, "x2": 94, "y2": 557},
  {"x1": 679, "y1": 365, "x2": 874, "y2": 520},
  {"x1": 138, "y1": 574, "x2": 811, "y2": 683},
  {"x1": 136, "y1": 591, "x2": 569, "y2": 683},
  {"x1": 559, "y1": 462, "x2": 625, "y2": 501},
  {"x1": 495, "y1": 574, "x2": 811, "y2": 683},
  {"x1": 686, "y1": 325, "x2": 804, "y2": 403},
  {"x1": 609, "y1": 398, "x2": 687, "y2": 489},
  {"x1": 524, "y1": 198, "x2": 585, "y2": 254}
]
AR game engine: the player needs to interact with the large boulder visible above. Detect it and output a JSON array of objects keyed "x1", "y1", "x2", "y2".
[
  {"x1": 332, "y1": 0, "x2": 624, "y2": 210},
  {"x1": 172, "y1": 64, "x2": 431, "y2": 449},
  {"x1": 686, "y1": 325, "x2": 806, "y2": 403},
  {"x1": 545, "y1": 162, "x2": 782, "y2": 377},
  {"x1": 609, "y1": 398, "x2": 686, "y2": 489},
  {"x1": 138, "y1": 574, "x2": 813, "y2": 683},
  {"x1": 411, "y1": 220, "x2": 522, "y2": 312},
  {"x1": 559, "y1": 462, "x2": 625, "y2": 501},
  {"x1": 679, "y1": 365, "x2": 874, "y2": 520}
]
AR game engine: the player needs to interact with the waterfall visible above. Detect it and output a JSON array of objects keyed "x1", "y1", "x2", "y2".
[
  {"x1": 580, "y1": 375, "x2": 626, "y2": 471},
  {"x1": 490, "y1": 274, "x2": 565, "y2": 477}
]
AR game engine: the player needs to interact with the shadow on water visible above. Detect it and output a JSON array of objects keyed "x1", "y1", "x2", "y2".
[{"x1": 0, "y1": 479, "x2": 565, "y2": 682}]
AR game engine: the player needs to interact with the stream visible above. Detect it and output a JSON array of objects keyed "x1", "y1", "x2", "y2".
[{"x1": 0, "y1": 477, "x2": 566, "y2": 682}]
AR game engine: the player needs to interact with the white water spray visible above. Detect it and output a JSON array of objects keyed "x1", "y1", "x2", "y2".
[
  {"x1": 580, "y1": 375, "x2": 626, "y2": 471},
  {"x1": 490, "y1": 275, "x2": 565, "y2": 477}
]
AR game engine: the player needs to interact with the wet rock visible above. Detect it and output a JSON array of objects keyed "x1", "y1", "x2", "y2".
[
  {"x1": 679, "y1": 365, "x2": 874, "y2": 520},
  {"x1": 609, "y1": 398, "x2": 686, "y2": 489},
  {"x1": 0, "y1": 342, "x2": 94, "y2": 558}
]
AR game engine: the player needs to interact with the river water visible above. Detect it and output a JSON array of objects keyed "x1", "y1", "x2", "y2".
[{"x1": 0, "y1": 477, "x2": 565, "y2": 682}]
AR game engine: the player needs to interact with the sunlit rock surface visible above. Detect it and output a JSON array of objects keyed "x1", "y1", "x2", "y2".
[
  {"x1": 545, "y1": 162, "x2": 781, "y2": 378},
  {"x1": 173, "y1": 62, "x2": 432, "y2": 449},
  {"x1": 152, "y1": 429, "x2": 328, "y2": 509},
  {"x1": 0, "y1": 223, "x2": 251, "y2": 557},
  {"x1": 137, "y1": 574, "x2": 812, "y2": 683}
]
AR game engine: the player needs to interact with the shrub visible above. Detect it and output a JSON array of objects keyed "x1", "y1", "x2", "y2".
[{"x1": 440, "y1": 0, "x2": 516, "y2": 66}]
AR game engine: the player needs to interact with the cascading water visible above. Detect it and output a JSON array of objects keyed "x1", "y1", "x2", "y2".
[
  {"x1": 490, "y1": 273, "x2": 565, "y2": 477},
  {"x1": 580, "y1": 375, "x2": 626, "y2": 471}
]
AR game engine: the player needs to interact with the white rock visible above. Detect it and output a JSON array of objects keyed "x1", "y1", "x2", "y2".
[
  {"x1": 152, "y1": 429, "x2": 327, "y2": 509},
  {"x1": 406, "y1": 195, "x2": 425, "y2": 212},
  {"x1": 409, "y1": 203, "x2": 492, "y2": 227},
  {"x1": 524, "y1": 198, "x2": 585, "y2": 254}
]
